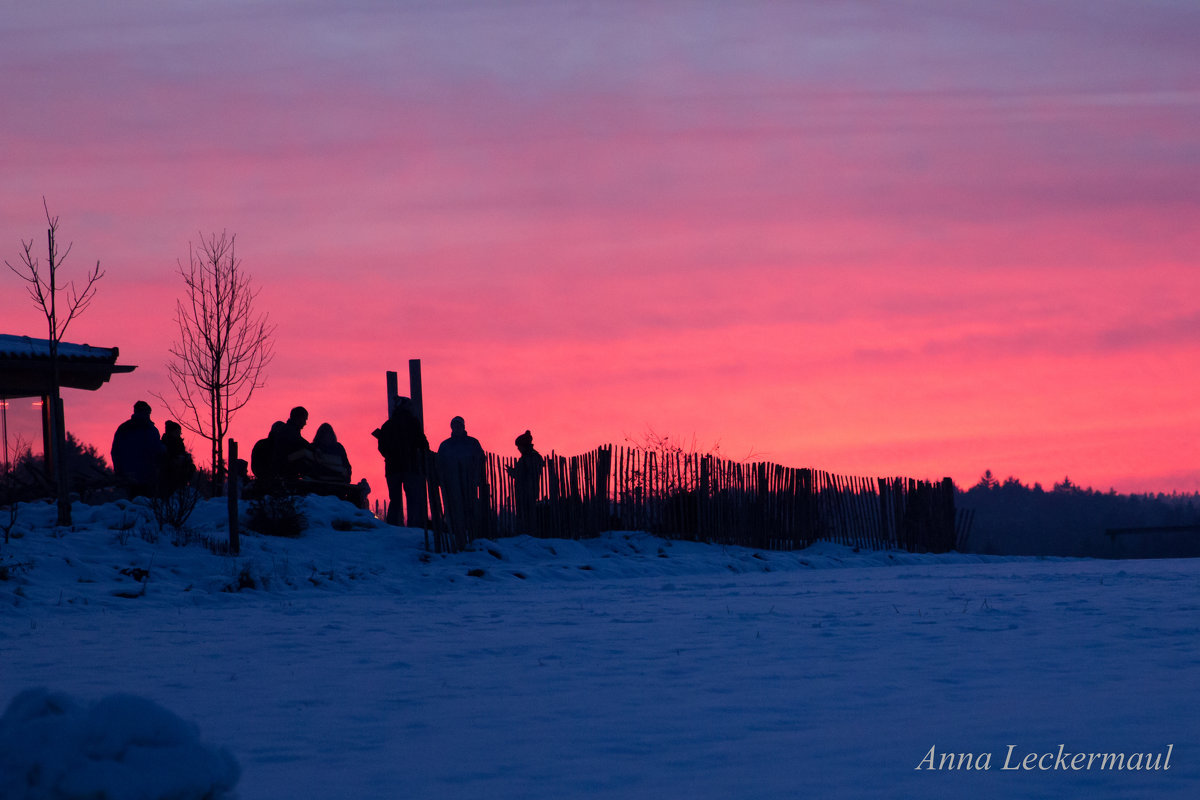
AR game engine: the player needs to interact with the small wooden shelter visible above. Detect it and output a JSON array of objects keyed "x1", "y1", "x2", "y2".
[{"x1": 0, "y1": 333, "x2": 136, "y2": 466}]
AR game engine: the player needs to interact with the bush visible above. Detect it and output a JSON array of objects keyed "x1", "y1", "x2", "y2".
[
  {"x1": 150, "y1": 483, "x2": 202, "y2": 534},
  {"x1": 246, "y1": 494, "x2": 307, "y2": 538}
]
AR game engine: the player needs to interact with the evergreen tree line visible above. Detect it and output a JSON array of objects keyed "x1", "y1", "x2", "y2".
[
  {"x1": 1, "y1": 433, "x2": 211, "y2": 506},
  {"x1": 2, "y1": 433, "x2": 117, "y2": 504},
  {"x1": 959, "y1": 470, "x2": 1200, "y2": 558}
]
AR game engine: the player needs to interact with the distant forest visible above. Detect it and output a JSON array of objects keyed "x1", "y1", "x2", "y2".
[{"x1": 958, "y1": 470, "x2": 1200, "y2": 558}]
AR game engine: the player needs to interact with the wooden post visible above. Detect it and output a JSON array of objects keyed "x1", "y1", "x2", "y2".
[
  {"x1": 227, "y1": 438, "x2": 240, "y2": 555},
  {"x1": 51, "y1": 396, "x2": 70, "y2": 523},
  {"x1": 408, "y1": 359, "x2": 424, "y2": 430},
  {"x1": 595, "y1": 446, "x2": 612, "y2": 532},
  {"x1": 39, "y1": 395, "x2": 54, "y2": 472},
  {"x1": 386, "y1": 370, "x2": 399, "y2": 417},
  {"x1": 941, "y1": 477, "x2": 956, "y2": 552},
  {"x1": 388, "y1": 361, "x2": 431, "y2": 548},
  {"x1": 755, "y1": 462, "x2": 769, "y2": 548}
]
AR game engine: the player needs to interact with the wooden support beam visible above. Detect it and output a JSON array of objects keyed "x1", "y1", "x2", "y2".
[
  {"x1": 386, "y1": 371, "x2": 399, "y2": 417},
  {"x1": 408, "y1": 359, "x2": 423, "y2": 430},
  {"x1": 40, "y1": 395, "x2": 53, "y2": 471},
  {"x1": 227, "y1": 438, "x2": 240, "y2": 555}
]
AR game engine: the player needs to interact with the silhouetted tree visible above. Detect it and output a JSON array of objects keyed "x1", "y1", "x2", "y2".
[
  {"x1": 3, "y1": 432, "x2": 114, "y2": 505},
  {"x1": 973, "y1": 469, "x2": 999, "y2": 491},
  {"x1": 1053, "y1": 475, "x2": 1083, "y2": 494},
  {"x1": 5, "y1": 200, "x2": 104, "y2": 525},
  {"x1": 155, "y1": 231, "x2": 274, "y2": 495},
  {"x1": 959, "y1": 472, "x2": 1200, "y2": 557}
]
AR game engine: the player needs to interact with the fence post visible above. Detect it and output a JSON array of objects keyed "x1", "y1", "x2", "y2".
[
  {"x1": 595, "y1": 446, "x2": 612, "y2": 532},
  {"x1": 797, "y1": 468, "x2": 811, "y2": 546},
  {"x1": 227, "y1": 438, "x2": 240, "y2": 555},
  {"x1": 754, "y1": 462, "x2": 768, "y2": 548},
  {"x1": 940, "y1": 477, "x2": 956, "y2": 552}
]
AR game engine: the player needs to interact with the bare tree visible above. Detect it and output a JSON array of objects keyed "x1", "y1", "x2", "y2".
[
  {"x1": 156, "y1": 231, "x2": 274, "y2": 495},
  {"x1": 6, "y1": 199, "x2": 104, "y2": 526}
]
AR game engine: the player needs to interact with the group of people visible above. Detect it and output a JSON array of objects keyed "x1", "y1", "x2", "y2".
[
  {"x1": 110, "y1": 401, "x2": 196, "y2": 498},
  {"x1": 374, "y1": 398, "x2": 545, "y2": 538},
  {"x1": 373, "y1": 399, "x2": 492, "y2": 538},
  {"x1": 249, "y1": 406, "x2": 364, "y2": 504},
  {"x1": 110, "y1": 397, "x2": 547, "y2": 535}
]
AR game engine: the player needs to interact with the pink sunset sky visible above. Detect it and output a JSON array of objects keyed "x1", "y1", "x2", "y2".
[{"x1": 3, "y1": 1, "x2": 1199, "y2": 499}]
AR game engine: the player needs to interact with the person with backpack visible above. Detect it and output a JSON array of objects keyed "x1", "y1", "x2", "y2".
[{"x1": 373, "y1": 397, "x2": 430, "y2": 526}]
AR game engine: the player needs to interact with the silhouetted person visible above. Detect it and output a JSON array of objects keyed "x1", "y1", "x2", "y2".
[
  {"x1": 302, "y1": 422, "x2": 369, "y2": 507},
  {"x1": 274, "y1": 406, "x2": 314, "y2": 482},
  {"x1": 311, "y1": 422, "x2": 352, "y2": 484},
  {"x1": 250, "y1": 421, "x2": 288, "y2": 490},
  {"x1": 374, "y1": 397, "x2": 430, "y2": 526},
  {"x1": 111, "y1": 401, "x2": 163, "y2": 498},
  {"x1": 506, "y1": 430, "x2": 543, "y2": 534},
  {"x1": 436, "y1": 416, "x2": 487, "y2": 545},
  {"x1": 159, "y1": 420, "x2": 196, "y2": 496}
]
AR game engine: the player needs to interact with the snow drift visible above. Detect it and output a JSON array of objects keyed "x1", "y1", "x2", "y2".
[{"x1": 0, "y1": 688, "x2": 239, "y2": 800}]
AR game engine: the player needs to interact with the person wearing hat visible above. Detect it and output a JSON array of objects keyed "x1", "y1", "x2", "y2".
[
  {"x1": 111, "y1": 401, "x2": 164, "y2": 498},
  {"x1": 507, "y1": 430, "x2": 544, "y2": 535}
]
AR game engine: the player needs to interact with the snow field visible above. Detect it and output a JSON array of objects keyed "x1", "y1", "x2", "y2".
[{"x1": 2, "y1": 496, "x2": 1198, "y2": 799}]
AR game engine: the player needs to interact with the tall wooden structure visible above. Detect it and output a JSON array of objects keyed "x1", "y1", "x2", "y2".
[{"x1": 385, "y1": 359, "x2": 423, "y2": 429}]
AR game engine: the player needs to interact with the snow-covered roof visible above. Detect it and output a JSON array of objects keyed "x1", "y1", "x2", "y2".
[
  {"x1": 0, "y1": 333, "x2": 135, "y2": 397},
  {"x1": 0, "y1": 333, "x2": 120, "y2": 362}
]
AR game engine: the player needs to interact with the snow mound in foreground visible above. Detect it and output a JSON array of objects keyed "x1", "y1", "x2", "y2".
[{"x1": 0, "y1": 688, "x2": 240, "y2": 800}]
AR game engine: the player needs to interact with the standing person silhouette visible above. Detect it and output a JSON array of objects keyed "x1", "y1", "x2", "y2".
[
  {"x1": 159, "y1": 419, "x2": 196, "y2": 496},
  {"x1": 111, "y1": 401, "x2": 164, "y2": 498},
  {"x1": 506, "y1": 430, "x2": 544, "y2": 535},
  {"x1": 436, "y1": 416, "x2": 487, "y2": 547},
  {"x1": 373, "y1": 397, "x2": 429, "y2": 526}
]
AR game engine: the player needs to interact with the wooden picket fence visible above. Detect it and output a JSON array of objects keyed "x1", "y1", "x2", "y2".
[{"x1": 459, "y1": 445, "x2": 956, "y2": 554}]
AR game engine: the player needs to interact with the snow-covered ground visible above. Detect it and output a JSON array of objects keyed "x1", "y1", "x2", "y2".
[{"x1": 2, "y1": 495, "x2": 1197, "y2": 799}]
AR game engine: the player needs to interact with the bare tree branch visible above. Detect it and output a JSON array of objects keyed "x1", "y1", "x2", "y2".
[
  {"x1": 154, "y1": 231, "x2": 274, "y2": 493},
  {"x1": 4, "y1": 199, "x2": 105, "y2": 526}
]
